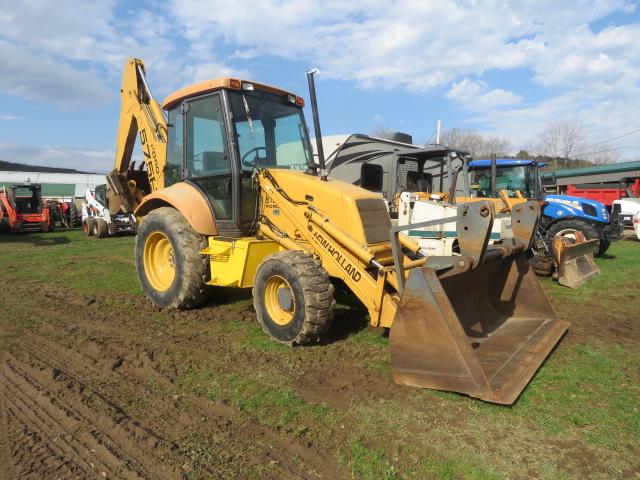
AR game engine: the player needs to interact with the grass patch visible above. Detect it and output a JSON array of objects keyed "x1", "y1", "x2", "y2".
[
  {"x1": 175, "y1": 434, "x2": 218, "y2": 480},
  {"x1": 514, "y1": 343, "x2": 640, "y2": 446},
  {"x1": 0, "y1": 230, "x2": 139, "y2": 295},
  {"x1": 178, "y1": 366, "x2": 332, "y2": 432},
  {"x1": 341, "y1": 438, "x2": 398, "y2": 480},
  {"x1": 541, "y1": 239, "x2": 640, "y2": 312}
]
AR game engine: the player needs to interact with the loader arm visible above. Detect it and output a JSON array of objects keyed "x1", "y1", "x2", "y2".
[
  {"x1": 108, "y1": 57, "x2": 168, "y2": 213},
  {"x1": 256, "y1": 168, "x2": 567, "y2": 404},
  {"x1": 256, "y1": 169, "x2": 410, "y2": 327}
]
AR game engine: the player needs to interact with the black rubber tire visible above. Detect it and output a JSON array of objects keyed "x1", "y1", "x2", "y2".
[
  {"x1": 596, "y1": 238, "x2": 611, "y2": 257},
  {"x1": 530, "y1": 254, "x2": 554, "y2": 276},
  {"x1": 83, "y1": 218, "x2": 96, "y2": 236},
  {"x1": 95, "y1": 218, "x2": 109, "y2": 238},
  {"x1": 253, "y1": 251, "x2": 335, "y2": 345},
  {"x1": 135, "y1": 207, "x2": 210, "y2": 309},
  {"x1": 546, "y1": 219, "x2": 601, "y2": 257},
  {"x1": 67, "y1": 203, "x2": 79, "y2": 227}
]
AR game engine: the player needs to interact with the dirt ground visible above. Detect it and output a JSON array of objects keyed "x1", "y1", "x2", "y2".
[
  {"x1": 0, "y1": 282, "x2": 349, "y2": 479},
  {"x1": 0, "y1": 231, "x2": 639, "y2": 479}
]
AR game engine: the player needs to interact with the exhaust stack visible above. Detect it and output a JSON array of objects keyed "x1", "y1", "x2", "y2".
[{"x1": 306, "y1": 69, "x2": 327, "y2": 180}]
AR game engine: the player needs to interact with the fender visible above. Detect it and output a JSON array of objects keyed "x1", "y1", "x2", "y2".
[{"x1": 135, "y1": 182, "x2": 217, "y2": 236}]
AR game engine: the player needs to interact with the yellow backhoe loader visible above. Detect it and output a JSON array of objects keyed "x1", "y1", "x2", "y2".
[{"x1": 108, "y1": 58, "x2": 568, "y2": 404}]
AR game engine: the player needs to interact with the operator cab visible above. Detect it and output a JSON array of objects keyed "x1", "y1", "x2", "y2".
[
  {"x1": 468, "y1": 159, "x2": 544, "y2": 199},
  {"x1": 163, "y1": 79, "x2": 313, "y2": 235},
  {"x1": 11, "y1": 184, "x2": 44, "y2": 214}
]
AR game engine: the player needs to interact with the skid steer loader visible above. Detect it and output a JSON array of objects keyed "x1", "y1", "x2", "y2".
[{"x1": 108, "y1": 58, "x2": 568, "y2": 404}]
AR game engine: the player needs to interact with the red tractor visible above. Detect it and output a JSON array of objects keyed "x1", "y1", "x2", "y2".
[{"x1": 0, "y1": 184, "x2": 53, "y2": 233}]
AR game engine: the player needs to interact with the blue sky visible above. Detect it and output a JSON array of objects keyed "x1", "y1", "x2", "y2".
[{"x1": 0, "y1": 0, "x2": 638, "y2": 172}]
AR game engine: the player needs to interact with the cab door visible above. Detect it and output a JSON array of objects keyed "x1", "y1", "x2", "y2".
[{"x1": 183, "y1": 93, "x2": 236, "y2": 229}]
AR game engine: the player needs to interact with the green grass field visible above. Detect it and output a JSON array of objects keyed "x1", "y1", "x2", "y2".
[{"x1": 1, "y1": 230, "x2": 639, "y2": 479}]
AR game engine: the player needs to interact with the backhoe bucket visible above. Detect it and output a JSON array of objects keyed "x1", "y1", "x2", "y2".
[
  {"x1": 553, "y1": 236, "x2": 600, "y2": 289},
  {"x1": 390, "y1": 252, "x2": 569, "y2": 404}
]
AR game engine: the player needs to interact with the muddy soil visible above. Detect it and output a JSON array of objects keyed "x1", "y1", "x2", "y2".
[
  {"x1": 0, "y1": 281, "x2": 346, "y2": 479},
  {"x1": 0, "y1": 275, "x2": 637, "y2": 479}
]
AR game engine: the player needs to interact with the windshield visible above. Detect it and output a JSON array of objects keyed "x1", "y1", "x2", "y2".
[
  {"x1": 228, "y1": 90, "x2": 312, "y2": 172},
  {"x1": 470, "y1": 166, "x2": 537, "y2": 198}
]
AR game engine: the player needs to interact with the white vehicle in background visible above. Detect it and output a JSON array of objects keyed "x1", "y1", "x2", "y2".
[
  {"x1": 633, "y1": 212, "x2": 640, "y2": 240},
  {"x1": 81, "y1": 185, "x2": 137, "y2": 238},
  {"x1": 397, "y1": 192, "x2": 513, "y2": 255},
  {"x1": 613, "y1": 197, "x2": 640, "y2": 226}
]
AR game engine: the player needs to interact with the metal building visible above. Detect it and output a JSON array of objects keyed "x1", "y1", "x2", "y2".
[
  {"x1": 0, "y1": 171, "x2": 105, "y2": 202},
  {"x1": 543, "y1": 160, "x2": 640, "y2": 188}
]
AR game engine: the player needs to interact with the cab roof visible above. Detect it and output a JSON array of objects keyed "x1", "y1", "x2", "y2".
[
  {"x1": 162, "y1": 78, "x2": 304, "y2": 110},
  {"x1": 468, "y1": 158, "x2": 545, "y2": 168}
]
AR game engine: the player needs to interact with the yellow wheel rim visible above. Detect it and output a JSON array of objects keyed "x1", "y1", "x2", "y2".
[
  {"x1": 264, "y1": 275, "x2": 295, "y2": 326},
  {"x1": 143, "y1": 231, "x2": 176, "y2": 292}
]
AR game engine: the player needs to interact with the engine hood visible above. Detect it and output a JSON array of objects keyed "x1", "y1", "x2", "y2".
[{"x1": 544, "y1": 194, "x2": 608, "y2": 223}]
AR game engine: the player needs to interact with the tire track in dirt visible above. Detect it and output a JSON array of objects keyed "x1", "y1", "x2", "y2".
[
  {"x1": 0, "y1": 352, "x2": 14, "y2": 480},
  {"x1": 1, "y1": 350, "x2": 177, "y2": 479},
  {"x1": 9, "y1": 331, "x2": 340, "y2": 479}
]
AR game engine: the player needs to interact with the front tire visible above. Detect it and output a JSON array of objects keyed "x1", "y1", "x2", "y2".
[
  {"x1": 546, "y1": 219, "x2": 601, "y2": 257},
  {"x1": 253, "y1": 251, "x2": 335, "y2": 345},
  {"x1": 596, "y1": 238, "x2": 610, "y2": 257},
  {"x1": 83, "y1": 218, "x2": 96, "y2": 236},
  {"x1": 135, "y1": 207, "x2": 210, "y2": 309}
]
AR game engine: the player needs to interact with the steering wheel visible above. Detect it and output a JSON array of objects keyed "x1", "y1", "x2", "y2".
[{"x1": 241, "y1": 146, "x2": 267, "y2": 168}]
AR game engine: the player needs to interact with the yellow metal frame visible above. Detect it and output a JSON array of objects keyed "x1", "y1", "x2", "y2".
[{"x1": 202, "y1": 237, "x2": 281, "y2": 288}]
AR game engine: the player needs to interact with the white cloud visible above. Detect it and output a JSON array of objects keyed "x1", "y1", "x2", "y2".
[
  {"x1": 0, "y1": 141, "x2": 114, "y2": 173},
  {"x1": 0, "y1": 40, "x2": 113, "y2": 108},
  {"x1": 167, "y1": 0, "x2": 639, "y2": 153},
  {"x1": 168, "y1": 0, "x2": 637, "y2": 92},
  {"x1": 373, "y1": 114, "x2": 384, "y2": 121},
  {"x1": 0, "y1": 115, "x2": 22, "y2": 121},
  {"x1": 0, "y1": 0, "x2": 243, "y2": 108},
  {"x1": 447, "y1": 79, "x2": 522, "y2": 111},
  {"x1": 0, "y1": 0, "x2": 637, "y2": 157}
]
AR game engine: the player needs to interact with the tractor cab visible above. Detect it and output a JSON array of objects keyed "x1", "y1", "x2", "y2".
[
  {"x1": 467, "y1": 159, "x2": 544, "y2": 200},
  {"x1": 11, "y1": 184, "x2": 45, "y2": 214},
  {"x1": 162, "y1": 79, "x2": 313, "y2": 235}
]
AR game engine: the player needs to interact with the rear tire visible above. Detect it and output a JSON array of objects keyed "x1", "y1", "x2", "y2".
[
  {"x1": 135, "y1": 207, "x2": 210, "y2": 309},
  {"x1": 95, "y1": 218, "x2": 109, "y2": 238},
  {"x1": 66, "y1": 203, "x2": 79, "y2": 227},
  {"x1": 546, "y1": 219, "x2": 600, "y2": 257},
  {"x1": 253, "y1": 251, "x2": 335, "y2": 345}
]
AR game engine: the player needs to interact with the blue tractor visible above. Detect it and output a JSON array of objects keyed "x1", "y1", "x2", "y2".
[{"x1": 467, "y1": 159, "x2": 622, "y2": 257}]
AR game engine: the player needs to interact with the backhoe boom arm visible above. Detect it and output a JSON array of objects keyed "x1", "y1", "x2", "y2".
[{"x1": 109, "y1": 58, "x2": 168, "y2": 213}]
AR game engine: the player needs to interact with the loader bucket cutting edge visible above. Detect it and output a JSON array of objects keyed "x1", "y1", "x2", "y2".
[
  {"x1": 555, "y1": 238, "x2": 600, "y2": 290},
  {"x1": 389, "y1": 252, "x2": 569, "y2": 405}
]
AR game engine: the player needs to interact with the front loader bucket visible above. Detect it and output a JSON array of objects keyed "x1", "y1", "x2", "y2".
[
  {"x1": 390, "y1": 252, "x2": 569, "y2": 404},
  {"x1": 553, "y1": 237, "x2": 600, "y2": 289}
]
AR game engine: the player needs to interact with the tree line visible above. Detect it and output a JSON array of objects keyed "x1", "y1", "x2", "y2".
[{"x1": 372, "y1": 119, "x2": 621, "y2": 170}]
